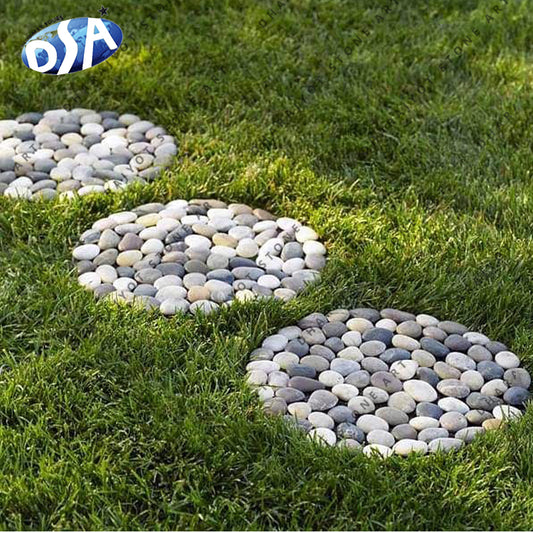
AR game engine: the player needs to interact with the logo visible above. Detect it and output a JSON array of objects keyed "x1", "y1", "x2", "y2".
[{"x1": 21, "y1": 17, "x2": 123, "y2": 75}]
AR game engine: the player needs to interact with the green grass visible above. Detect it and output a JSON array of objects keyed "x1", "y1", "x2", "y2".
[{"x1": 1, "y1": 0, "x2": 533, "y2": 529}]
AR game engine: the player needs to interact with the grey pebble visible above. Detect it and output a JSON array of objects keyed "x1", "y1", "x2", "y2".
[
  {"x1": 503, "y1": 387, "x2": 530, "y2": 406},
  {"x1": 361, "y1": 357, "x2": 389, "y2": 374},
  {"x1": 478, "y1": 361, "x2": 505, "y2": 381},
  {"x1": 418, "y1": 427, "x2": 449, "y2": 443},
  {"x1": 345, "y1": 370, "x2": 370, "y2": 388},
  {"x1": 371, "y1": 371, "x2": 403, "y2": 393},
  {"x1": 381, "y1": 308, "x2": 416, "y2": 323},
  {"x1": 362, "y1": 327, "x2": 393, "y2": 345},
  {"x1": 350, "y1": 308, "x2": 381, "y2": 322},
  {"x1": 375, "y1": 407, "x2": 409, "y2": 426},
  {"x1": 328, "y1": 406, "x2": 355, "y2": 424},
  {"x1": 504, "y1": 368, "x2": 531, "y2": 389},
  {"x1": 380, "y1": 348, "x2": 410, "y2": 365},
  {"x1": 444, "y1": 334, "x2": 472, "y2": 352},
  {"x1": 287, "y1": 364, "x2": 316, "y2": 379},
  {"x1": 420, "y1": 337, "x2": 450, "y2": 359},
  {"x1": 391, "y1": 424, "x2": 418, "y2": 441},
  {"x1": 288, "y1": 377, "x2": 325, "y2": 392},
  {"x1": 417, "y1": 367, "x2": 440, "y2": 388},
  {"x1": 308, "y1": 390, "x2": 338, "y2": 411},
  {"x1": 337, "y1": 422, "x2": 365, "y2": 442},
  {"x1": 416, "y1": 402, "x2": 443, "y2": 419}
]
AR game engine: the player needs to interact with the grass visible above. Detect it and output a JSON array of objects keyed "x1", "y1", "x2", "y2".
[{"x1": 1, "y1": 0, "x2": 533, "y2": 529}]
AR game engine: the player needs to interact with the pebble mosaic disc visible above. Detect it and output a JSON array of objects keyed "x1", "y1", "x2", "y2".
[
  {"x1": 0, "y1": 108, "x2": 177, "y2": 200},
  {"x1": 72, "y1": 199, "x2": 326, "y2": 314},
  {"x1": 247, "y1": 308, "x2": 530, "y2": 457}
]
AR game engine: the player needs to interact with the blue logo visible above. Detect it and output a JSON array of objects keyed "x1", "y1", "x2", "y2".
[{"x1": 21, "y1": 17, "x2": 123, "y2": 75}]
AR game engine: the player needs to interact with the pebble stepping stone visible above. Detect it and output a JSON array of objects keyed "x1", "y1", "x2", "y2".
[
  {"x1": 0, "y1": 109, "x2": 177, "y2": 200},
  {"x1": 73, "y1": 199, "x2": 326, "y2": 312},
  {"x1": 247, "y1": 307, "x2": 530, "y2": 457}
]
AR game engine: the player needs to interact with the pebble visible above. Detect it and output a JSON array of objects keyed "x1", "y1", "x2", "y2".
[
  {"x1": 403, "y1": 380, "x2": 438, "y2": 402},
  {"x1": 263, "y1": 397, "x2": 287, "y2": 416},
  {"x1": 288, "y1": 402, "x2": 311, "y2": 420},
  {"x1": 337, "y1": 439, "x2": 362, "y2": 450},
  {"x1": 375, "y1": 407, "x2": 409, "y2": 426},
  {"x1": 308, "y1": 412, "x2": 335, "y2": 429},
  {"x1": 348, "y1": 396, "x2": 376, "y2": 414},
  {"x1": 336, "y1": 422, "x2": 364, "y2": 441},
  {"x1": 482, "y1": 418, "x2": 505, "y2": 430},
  {"x1": 370, "y1": 371, "x2": 402, "y2": 393},
  {"x1": 247, "y1": 307, "x2": 529, "y2": 455},
  {"x1": 495, "y1": 351, "x2": 520, "y2": 369},
  {"x1": 331, "y1": 383, "x2": 359, "y2": 401},
  {"x1": 409, "y1": 416, "x2": 439, "y2": 431},
  {"x1": 367, "y1": 429, "x2": 395, "y2": 447},
  {"x1": 390, "y1": 360, "x2": 418, "y2": 380},
  {"x1": 461, "y1": 370, "x2": 484, "y2": 391},
  {"x1": 468, "y1": 345, "x2": 493, "y2": 362},
  {"x1": 478, "y1": 361, "x2": 505, "y2": 381},
  {"x1": 363, "y1": 444, "x2": 393, "y2": 459},
  {"x1": 504, "y1": 368, "x2": 531, "y2": 389},
  {"x1": 73, "y1": 244, "x2": 100, "y2": 260},
  {"x1": 418, "y1": 428, "x2": 449, "y2": 443},
  {"x1": 440, "y1": 412, "x2": 467, "y2": 432},
  {"x1": 308, "y1": 427, "x2": 336, "y2": 446},
  {"x1": 446, "y1": 352, "x2": 476, "y2": 372},
  {"x1": 455, "y1": 426, "x2": 485, "y2": 443},
  {"x1": 392, "y1": 334, "x2": 420, "y2": 351},
  {"x1": 328, "y1": 406, "x2": 355, "y2": 424},
  {"x1": 503, "y1": 387, "x2": 530, "y2": 406},
  {"x1": 436, "y1": 379, "x2": 470, "y2": 398},
  {"x1": 308, "y1": 390, "x2": 338, "y2": 411},
  {"x1": 319, "y1": 370, "x2": 344, "y2": 387},
  {"x1": 363, "y1": 386, "x2": 389, "y2": 404},
  {"x1": 345, "y1": 370, "x2": 370, "y2": 388},
  {"x1": 391, "y1": 424, "x2": 418, "y2": 440},
  {"x1": 388, "y1": 391, "x2": 416, "y2": 413},
  {"x1": 428, "y1": 438, "x2": 463, "y2": 453},
  {"x1": 438, "y1": 397, "x2": 470, "y2": 414},
  {"x1": 420, "y1": 338, "x2": 450, "y2": 359},
  {"x1": 360, "y1": 341, "x2": 386, "y2": 357},
  {"x1": 416, "y1": 367, "x2": 439, "y2": 387},
  {"x1": 393, "y1": 439, "x2": 428, "y2": 456},
  {"x1": 416, "y1": 402, "x2": 443, "y2": 420},
  {"x1": 480, "y1": 379, "x2": 507, "y2": 397},
  {"x1": 466, "y1": 410, "x2": 493, "y2": 425},
  {"x1": 356, "y1": 414, "x2": 389, "y2": 433}
]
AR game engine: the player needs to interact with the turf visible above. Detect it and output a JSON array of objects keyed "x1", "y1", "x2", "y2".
[{"x1": 1, "y1": 0, "x2": 533, "y2": 529}]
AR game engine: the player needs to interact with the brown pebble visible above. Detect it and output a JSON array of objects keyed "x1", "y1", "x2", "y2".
[
  {"x1": 192, "y1": 223, "x2": 216, "y2": 238},
  {"x1": 482, "y1": 418, "x2": 505, "y2": 431},
  {"x1": 212, "y1": 233, "x2": 237, "y2": 247},
  {"x1": 190, "y1": 198, "x2": 227, "y2": 209},
  {"x1": 229, "y1": 203, "x2": 253, "y2": 215},
  {"x1": 253, "y1": 208, "x2": 276, "y2": 221},
  {"x1": 188, "y1": 286, "x2": 210, "y2": 302}
]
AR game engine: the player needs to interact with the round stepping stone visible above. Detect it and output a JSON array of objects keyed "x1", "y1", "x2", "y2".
[
  {"x1": 73, "y1": 199, "x2": 326, "y2": 313},
  {"x1": 2, "y1": 109, "x2": 177, "y2": 200},
  {"x1": 247, "y1": 306, "x2": 529, "y2": 456}
]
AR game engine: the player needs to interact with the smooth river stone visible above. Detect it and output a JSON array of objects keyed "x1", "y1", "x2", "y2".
[{"x1": 403, "y1": 380, "x2": 437, "y2": 402}]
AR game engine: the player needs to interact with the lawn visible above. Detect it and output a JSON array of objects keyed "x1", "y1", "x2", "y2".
[{"x1": 1, "y1": 0, "x2": 533, "y2": 529}]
